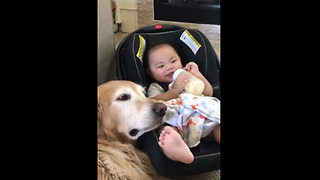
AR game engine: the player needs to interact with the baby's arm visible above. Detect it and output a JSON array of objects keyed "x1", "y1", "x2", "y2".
[
  {"x1": 152, "y1": 89, "x2": 179, "y2": 101},
  {"x1": 152, "y1": 73, "x2": 190, "y2": 101},
  {"x1": 184, "y1": 62, "x2": 213, "y2": 97}
]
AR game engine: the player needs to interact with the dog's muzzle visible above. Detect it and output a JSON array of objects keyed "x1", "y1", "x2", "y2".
[{"x1": 129, "y1": 103, "x2": 167, "y2": 138}]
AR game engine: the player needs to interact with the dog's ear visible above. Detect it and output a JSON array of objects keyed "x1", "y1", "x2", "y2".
[
  {"x1": 97, "y1": 100, "x2": 123, "y2": 142},
  {"x1": 97, "y1": 100, "x2": 104, "y2": 136},
  {"x1": 97, "y1": 100, "x2": 103, "y2": 122}
]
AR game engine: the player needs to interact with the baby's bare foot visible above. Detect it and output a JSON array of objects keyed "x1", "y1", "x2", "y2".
[{"x1": 158, "y1": 126, "x2": 194, "y2": 164}]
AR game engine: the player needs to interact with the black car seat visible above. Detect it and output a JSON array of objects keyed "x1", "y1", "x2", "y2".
[{"x1": 115, "y1": 24, "x2": 220, "y2": 179}]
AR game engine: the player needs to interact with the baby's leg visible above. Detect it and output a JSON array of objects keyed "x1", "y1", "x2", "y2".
[
  {"x1": 158, "y1": 126, "x2": 194, "y2": 164},
  {"x1": 202, "y1": 124, "x2": 220, "y2": 144},
  {"x1": 212, "y1": 124, "x2": 220, "y2": 144}
]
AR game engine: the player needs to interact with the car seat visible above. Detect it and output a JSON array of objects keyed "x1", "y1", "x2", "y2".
[{"x1": 115, "y1": 24, "x2": 220, "y2": 179}]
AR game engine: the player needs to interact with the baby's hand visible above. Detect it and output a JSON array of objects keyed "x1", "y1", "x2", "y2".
[
  {"x1": 172, "y1": 73, "x2": 190, "y2": 93},
  {"x1": 184, "y1": 62, "x2": 200, "y2": 76}
]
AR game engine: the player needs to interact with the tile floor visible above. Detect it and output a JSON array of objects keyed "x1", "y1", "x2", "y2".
[{"x1": 114, "y1": 32, "x2": 129, "y2": 49}]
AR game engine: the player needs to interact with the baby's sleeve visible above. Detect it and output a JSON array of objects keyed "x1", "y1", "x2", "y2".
[{"x1": 147, "y1": 83, "x2": 164, "y2": 98}]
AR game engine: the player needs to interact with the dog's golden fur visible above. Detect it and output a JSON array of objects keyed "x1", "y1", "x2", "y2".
[
  {"x1": 97, "y1": 80, "x2": 168, "y2": 180},
  {"x1": 97, "y1": 138, "x2": 159, "y2": 180}
]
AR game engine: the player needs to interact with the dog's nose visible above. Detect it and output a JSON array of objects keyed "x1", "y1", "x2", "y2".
[{"x1": 153, "y1": 103, "x2": 167, "y2": 117}]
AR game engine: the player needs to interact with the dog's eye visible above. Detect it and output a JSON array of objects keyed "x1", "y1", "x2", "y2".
[{"x1": 117, "y1": 93, "x2": 131, "y2": 101}]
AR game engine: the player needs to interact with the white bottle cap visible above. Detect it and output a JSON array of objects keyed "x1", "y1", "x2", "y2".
[{"x1": 172, "y1": 69, "x2": 186, "y2": 81}]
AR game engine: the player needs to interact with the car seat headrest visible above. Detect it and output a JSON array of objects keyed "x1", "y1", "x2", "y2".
[{"x1": 116, "y1": 26, "x2": 220, "y2": 98}]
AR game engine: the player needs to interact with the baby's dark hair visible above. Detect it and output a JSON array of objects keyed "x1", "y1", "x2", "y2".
[{"x1": 142, "y1": 41, "x2": 180, "y2": 71}]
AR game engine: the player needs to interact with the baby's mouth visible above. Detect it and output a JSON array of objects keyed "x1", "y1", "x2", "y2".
[{"x1": 166, "y1": 72, "x2": 174, "y2": 78}]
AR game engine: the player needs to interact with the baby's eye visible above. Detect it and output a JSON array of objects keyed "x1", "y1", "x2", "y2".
[
  {"x1": 171, "y1": 59, "x2": 177, "y2": 63},
  {"x1": 157, "y1": 65, "x2": 164, "y2": 69}
]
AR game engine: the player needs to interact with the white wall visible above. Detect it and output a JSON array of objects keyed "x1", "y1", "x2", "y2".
[{"x1": 98, "y1": 0, "x2": 117, "y2": 85}]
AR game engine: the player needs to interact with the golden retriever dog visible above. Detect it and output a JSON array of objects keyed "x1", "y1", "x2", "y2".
[{"x1": 97, "y1": 80, "x2": 168, "y2": 180}]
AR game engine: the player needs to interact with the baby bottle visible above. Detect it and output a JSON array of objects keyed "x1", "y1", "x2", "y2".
[{"x1": 172, "y1": 69, "x2": 205, "y2": 96}]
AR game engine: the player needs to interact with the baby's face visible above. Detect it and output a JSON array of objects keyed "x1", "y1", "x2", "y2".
[{"x1": 148, "y1": 44, "x2": 183, "y2": 83}]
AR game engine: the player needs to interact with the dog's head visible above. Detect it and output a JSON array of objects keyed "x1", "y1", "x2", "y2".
[{"x1": 97, "y1": 80, "x2": 167, "y2": 141}]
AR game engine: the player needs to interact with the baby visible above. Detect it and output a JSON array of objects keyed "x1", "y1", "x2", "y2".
[{"x1": 144, "y1": 42, "x2": 220, "y2": 164}]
